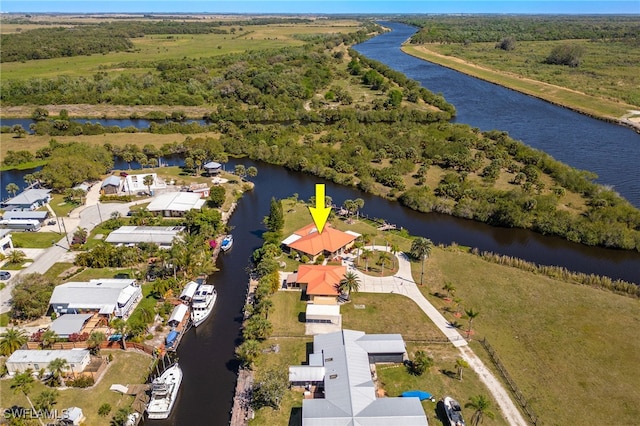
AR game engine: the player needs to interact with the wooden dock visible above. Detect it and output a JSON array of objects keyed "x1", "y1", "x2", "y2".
[
  {"x1": 229, "y1": 368, "x2": 254, "y2": 425},
  {"x1": 377, "y1": 222, "x2": 397, "y2": 231}
]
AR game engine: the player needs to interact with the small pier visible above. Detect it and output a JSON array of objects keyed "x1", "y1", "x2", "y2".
[{"x1": 377, "y1": 222, "x2": 397, "y2": 231}]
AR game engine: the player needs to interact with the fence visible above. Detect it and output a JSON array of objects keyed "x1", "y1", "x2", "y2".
[{"x1": 480, "y1": 338, "x2": 538, "y2": 425}]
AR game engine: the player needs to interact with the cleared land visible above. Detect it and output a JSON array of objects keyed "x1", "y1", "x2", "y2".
[
  {"x1": 402, "y1": 42, "x2": 640, "y2": 127},
  {"x1": 0, "y1": 21, "x2": 361, "y2": 81}
]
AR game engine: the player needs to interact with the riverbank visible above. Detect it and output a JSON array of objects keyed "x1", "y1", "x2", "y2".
[{"x1": 401, "y1": 44, "x2": 640, "y2": 133}]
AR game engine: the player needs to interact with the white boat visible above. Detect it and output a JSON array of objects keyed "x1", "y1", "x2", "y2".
[
  {"x1": 146, "y1": 363, "x2": 182, "y2": 420},
  {"x1": 443, "y1": 396, "x2": 466, "y2": 426},
  {"x1": 221, "y1": 234, "x2": 233, "y2": 252},
  {"x1": 191, "y1": 284, "x2": 217, "y2": 327}
]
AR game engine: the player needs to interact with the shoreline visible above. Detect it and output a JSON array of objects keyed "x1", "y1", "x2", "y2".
[{"x1": 401, "y1": 44, "x2": 640, "y2": 134}]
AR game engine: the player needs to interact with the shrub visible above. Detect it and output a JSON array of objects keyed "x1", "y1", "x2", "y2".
[
  {"x1": 98, "y1": 403, "x2": 112, "y2": 417},
  {"x1": 545, "y1": 44, "x2": 584, "y2": 67},
  {"x1": 67, "y1": 376, "x2": 94, "y2": 388}
]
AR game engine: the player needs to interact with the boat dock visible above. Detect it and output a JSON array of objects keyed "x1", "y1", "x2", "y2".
[{"x1": 377, "y1": 222, "x2": 397, "y2": 231}]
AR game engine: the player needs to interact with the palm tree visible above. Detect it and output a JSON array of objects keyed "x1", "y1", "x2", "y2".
[
  {"x1": 11, "y1": 370, "x2": 43, "y2": 425},
  {"x1": 465, "y1": 395, "x2": 495, "y2": 426},
  {"x1": 337, "y1": 271, "x2": 361, "y2": 300},
  {"x1": 246, "y1": 166, "x2": 258, "y2": 180},
  {"x1": 0, "y1": 327, "x2": 28, "y2": 355},
  {"x1": 455, "y1": 358, "x2": 470, "y2": 380},
  {"x1": 40, "y1": 330, "x2": 58, "y2": 349},
  {"x1": 465, "y1": 308, "x2": 480, "y2": 338},
  {"x1": 143, "y1": 174, "x2": 155, "y2": 195},
  {"x1": 442, "y1": 282, "x2": 456, "y2": 299},
  {"x1": 360, "y1": 248, "x2": 372, "y2": 272},
  {"x1": 111, "y1": 318, "x2": 128, "y2": 350},
  {"x1": 410, "y1": 237, "x2": 433, "y2": 285},
  {"x1": 353, "y1": 241, "x2": 364, "y2": 266},
  {"x1": 6, "y1": 250, "x2": 27, "y2": 266},
  {"x1": 48, "y1": 358, "x2": 69, "y2": 387},
  {"x1": 376, "y1": 251, "x2": 391, "y2": 276},
  {"x1": 5, "y1": 182, "x2": 20, "y2": 198},
  {"x1": 23, "y1": 174, "x2": 36, "y2": 187},
  {"x1": 390, "y1": 243, "x2": 400, "y2": 270},
  {"x1": 34, "y1": 389, "x2": 58, "y2": 412},
  {"x1": 87, "y1": 332, "x2": 105, "y2": 356}
]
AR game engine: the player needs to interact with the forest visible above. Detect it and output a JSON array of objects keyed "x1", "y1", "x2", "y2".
[
  {"x1": 2, "y1": 18, "x2": 640, "y2": 251},
  {"x1": 402, "y1": 15, "x2": 640, "y2": 44}
]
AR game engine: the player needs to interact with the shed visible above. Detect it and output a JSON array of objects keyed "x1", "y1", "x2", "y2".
[
  {"x1": 168, "y1": 303, "x2": 188, "y2": 327},
  {"x1": 61, "y1": 407, "x2": 85, "y2": 425},
  {"x1": 101, "y1": 176, "x2": 122, "y2": 195},
  {"x1": 203, "y1": 161, "x2": 222, "y2": 175},
  {"x1": 6, "y1": 349, "x2": 90, "y2": 376}
]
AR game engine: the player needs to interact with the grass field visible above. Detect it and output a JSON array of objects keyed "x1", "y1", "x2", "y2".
[
  {"x1": 0, "y1": 350, "x2": 152, "y2": 426},
  {"x1": 402, "y1": 43, "x2": 639, "y2": 122},
  {"x1": 413, "y1": 247, "x2": 640, "y2": 425},
  {"x1": 10, "y1": 232, "x2": 63, "y2": 248},
  {"x1": 0, "y1": 21, "x2": 361, "y2": 81}
]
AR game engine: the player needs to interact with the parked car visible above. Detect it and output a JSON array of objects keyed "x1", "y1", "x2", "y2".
[{"x1": 0, "y1": 271, "x2": 12, "y2": 280}]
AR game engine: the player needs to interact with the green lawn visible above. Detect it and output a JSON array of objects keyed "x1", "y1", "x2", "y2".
[
  {"x1": 42, "y1": 262, "x2": 75, "y2": 282},
  {"x1": 412, "y1": 247, "x2": 640, "y2": 425},
  {"x1": 0, "y1": 350, "x2": 152, "y2": 426},
  {"x1": 270, "y1": 291, "x2": 307, "y2": 337},
  {"x1": 10, "y1": 232, "x2": 63, "y2": 248},
  {"x1": 46, "y1": 194, "x2": 78, "y2": 218}
]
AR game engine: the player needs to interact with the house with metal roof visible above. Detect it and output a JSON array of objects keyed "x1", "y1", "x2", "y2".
[
  {"x1": 104, "y1": 225, "x2": 184, "y2": 248},
  {"x1": 100, "y1": 175, "x2": 122, "y2": 195},
  {"x1": 2, "y1": 210, "x2": 49, "y2": 222},
  {"x1": 1, "y1": 188, "x2": 51, "y2": 211},
  {"x1": 203, "y1": 161, "x2": 222, "y2": 175},
  {"x1": 6, "y1": 349, "x2": 91, "y2": 376},
  {"x1": 48, "y1": 313, "x2": 94, "y2": 338},
  {"x1": 48, "y1": 279, "x2": 141, "y2": 319},
  {"x1": 147, "y1": 192, "x2": 206, "y2": 217},
  {"x1": 289, "y1": 330, "x2": 427, "y2": 426},
  {"x1": 282, "y1": 223, "x2": 359, "y2": 263}
]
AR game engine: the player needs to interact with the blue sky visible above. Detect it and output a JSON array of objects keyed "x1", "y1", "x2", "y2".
[{"x1": 2, "y1": 1, "x2": 639, "y2": 14}]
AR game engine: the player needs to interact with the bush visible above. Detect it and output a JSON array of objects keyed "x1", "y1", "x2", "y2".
[
  {"x1": 98, "y1": 403, "x2": 112, "y2": 417},
  {"x1": 67, "y1": 376, "x2": 94, "y2": 388},
  {"x1": 495, "y1": 37, "x2": 516, "y2": 51},
  {"x1": 545, "y1": 44, "x2": 584, "y2": 67}
]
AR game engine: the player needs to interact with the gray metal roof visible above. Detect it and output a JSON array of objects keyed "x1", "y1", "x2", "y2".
[
  {"x1": 5, "y1": 189, "x2": 51, "y2": 205},
  {"x1": 49, "y1": 313, "x2": 93, "y2": 337},
  {"x1": 101, "y1": 176, "x2": 122, "y2": 188},
  {"x1": 7, "y1": 349, "x2": 90, "y2": 365},
  {"x1": 147, "y1": 192, "x2": 205, "y2": 212},
  {"x1": 294, "y1": 330, "x2": 426, "y2": 426},
  {"x1": 2, "y1": 211, "x2": 49, "y2": 220},
  {"x1": 203, "y1": 161, "x2": 222, "y2": 169},
  {"x1": 49, "y1": 279, "x2": 137, "y2": 311},
  {"x1": 104, "y1": 226, "x2": 184, "y2": 245}
]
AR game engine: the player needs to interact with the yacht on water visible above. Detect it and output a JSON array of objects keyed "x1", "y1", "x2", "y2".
[
  {"x1": 146, "y1": 363, "x2": 182, "y2": 420},
  {"x1": 221, "y1": 234, "x2": 233, "y2": 252},
  {"x1": 191, "y1": 283, "x2": 217, "y2": 327}
]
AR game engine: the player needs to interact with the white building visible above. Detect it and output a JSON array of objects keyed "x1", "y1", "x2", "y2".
[
  {"x1": 289, "y1": 330, "x2": 427, "y2": 426},
  {"x1": 49, "y1": 279, "x2": 141, "y2": 319},
  {"x1": 104, "y1": 226, "x2": 184, "y2": 248},
  {"x1": 6, "y1": 349, "x2": 91, "y2": 376},
  {"x1": 122, "y1": 173, "x2": 166, "y2": 195},
  {"x1": 0, "y1": 229, "x2": 14, "y2": 255},
  {"x1": 147, "y1": 192, "x2": 205, "y2": 217}
]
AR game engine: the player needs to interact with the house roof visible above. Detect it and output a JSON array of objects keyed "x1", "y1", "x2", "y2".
[
  {"x1": 101, "y1": 176, "x2": 122, "y2": 188},
  {"x1": 5, "y1": 189, "x2": 51, "y2": 205},
  {"x1": 2, "y1": 211, "x2": 49, "y2": 220},
  {"x1": 7, "y1": 349, "x2": 90, "y2": 365},
  {"x1": 285, "y1": 224, "x2": 357, "y2": 257},
  {"x1": 291, "y1": 330, "x2": 424, "y2": 426},
  {"x1": 203, "y1": 161, "x2": 222, "y2": 169},
  {"x1": 297, "y1": 265, "x2": 345, "y2": 296},
  {"x1": 49, "y1": 279, "x2": 138, "y2": 313},
  {"x1": 104, "y1": 226, "x2": 184, "y2": 246},
  {"x1": 49, "y1": 313, "x2": 93, "y2": 337},
  {"x1": 147, "y1": 192, "x2": 205, "y2": 212}
]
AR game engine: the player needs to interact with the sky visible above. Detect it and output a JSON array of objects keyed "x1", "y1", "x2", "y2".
[{"x1": 1, "y1": 1, "x2": 639, "y2": 15}]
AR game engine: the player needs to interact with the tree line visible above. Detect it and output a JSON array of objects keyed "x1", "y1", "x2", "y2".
[{"x1": 402, "y1": 15, "x2": 640, "y2": 44}]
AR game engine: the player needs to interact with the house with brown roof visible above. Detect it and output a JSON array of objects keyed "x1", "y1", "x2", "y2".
[
  {"x1": 282, "y1": 223, "x2": 359, "y2": 262},
  {"x1": 292, "y1": 264, "x2": 346, "y2": 304}
]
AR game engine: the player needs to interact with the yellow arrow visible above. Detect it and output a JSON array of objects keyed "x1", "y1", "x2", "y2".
[{"x1": 309, "y1": 184, "x2": 332, "y2": 234}]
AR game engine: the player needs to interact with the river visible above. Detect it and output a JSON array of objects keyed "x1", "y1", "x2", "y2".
[{"x1": 354, "y1": 22, "x2": 640, "y2": 207}]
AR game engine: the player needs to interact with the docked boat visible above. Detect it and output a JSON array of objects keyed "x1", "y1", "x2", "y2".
[
  {"x1": 443, "y1": 396, "x2": 466, "y2": 426},
  {"x1": 191, "y1": 284, "x2": 217, "y2": 327},
  {"x1": 221, "y1": 234, "x2": 233, "y2": 252},
  {"x1": 146, "y1": 363, "x2": 182, "y2": 420}
]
